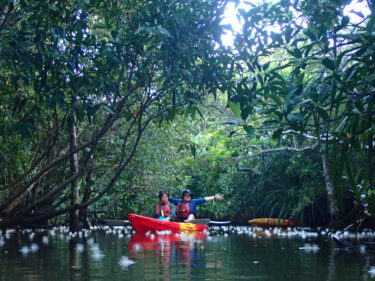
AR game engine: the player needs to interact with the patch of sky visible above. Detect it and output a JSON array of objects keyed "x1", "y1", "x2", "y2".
[{"x1": 221, "y1": 0, "x2": 371, "y2": 47}]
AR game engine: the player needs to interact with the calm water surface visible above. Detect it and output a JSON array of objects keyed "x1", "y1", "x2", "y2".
[{"x1": 0, "y1": 227, "x2": 374, "y2": 281}]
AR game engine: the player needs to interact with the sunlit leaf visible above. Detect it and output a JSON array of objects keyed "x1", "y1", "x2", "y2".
[{"x1": 228, "y1": 101, "x2": 242, "y2": 119}]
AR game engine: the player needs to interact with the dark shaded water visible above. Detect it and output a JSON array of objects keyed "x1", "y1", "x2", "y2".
[{"x1": 1, "y1": 226, "x2": 375, "y2": 281}]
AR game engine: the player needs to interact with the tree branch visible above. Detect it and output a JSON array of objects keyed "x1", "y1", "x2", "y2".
[{"x1": 236, "y1": 143, "x2": 319, "y2": 159}]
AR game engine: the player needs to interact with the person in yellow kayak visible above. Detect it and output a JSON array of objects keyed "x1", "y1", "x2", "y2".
[
  {"x1": 169, "y1": 189, "x2": 224, "y2": 222},
  {"x1": 153, "y1": 190, "x2": 175, "y2": 221}
]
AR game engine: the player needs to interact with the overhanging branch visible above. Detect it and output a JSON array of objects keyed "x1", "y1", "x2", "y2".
[{"x1": 236, "y1": 142, "x2": 319, "y2": 159}]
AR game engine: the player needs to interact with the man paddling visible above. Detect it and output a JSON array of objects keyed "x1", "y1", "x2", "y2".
[{"x1": 169, "y1": 189, "x2": 224, "y2": 222}]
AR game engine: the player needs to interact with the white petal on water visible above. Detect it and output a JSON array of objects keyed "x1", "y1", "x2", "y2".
[
  {"x1": 118, "y1": 256, "x2": 135, "y2": 268},
  {"x1": 28, "y1": 233, "x2": 35, "y2": 241},
  {"x1": 133, "y1": 243, "x2": 143, "y2": 252},
  {"x1": 368, "y1": 266, "x2": 375, "y2": 277},
  {"x1": 91, "y1": 251, "x2": 105, "y2": 261},
  {"x1": 42, "y1": 236, "x2": 49, "y2": 245},
  {"x1": 75, "y1": 244, "x2": 84, "y2": 252},
  {"x1": 19, "y1": 246, "x2": 30, "y2": 255},
  {"x1": 87, "y1": 238, "x2": 95, "y2": 246},
  {"x1": 30, "y1": 244, "x2": 39, "y2": 252},
  {"x1": 359, "y1": 245, "x2": 366, "y2": 254},
  {"x1": 299, "y1": 243, "x2": 320, "y2": 253}
]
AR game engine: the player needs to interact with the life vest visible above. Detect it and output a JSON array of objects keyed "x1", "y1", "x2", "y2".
[
  {"x1": 155, "y1": 204, "x2": 171, "y2": 217},
  {"x1": 176, "y1": 202, "x2": 190, "y2": 219}
]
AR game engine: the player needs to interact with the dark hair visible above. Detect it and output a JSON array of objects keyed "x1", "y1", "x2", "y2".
[
  {"x1": 158, "y1": 190, "x2": 170, "y2": 200},
  {"x1": 181, "y1": 189, "x2": 193, "y2": 199}
]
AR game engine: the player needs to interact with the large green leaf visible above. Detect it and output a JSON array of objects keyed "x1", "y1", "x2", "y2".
[
  {"x1": 228, "y1": 100, "x2": 242, "y2": 119},
  {"x1": 287, "y1": 113, "x2": 305, "y2": 122},
  {"x1": 272, "y1": 128, "x2": 283, "y2": 139},
  {"x1": 244, "y1": 125, "x2": 255, "y2": 138},
  {"x1": 322, "y1": 58, "x2": 335, "y2": 70}
]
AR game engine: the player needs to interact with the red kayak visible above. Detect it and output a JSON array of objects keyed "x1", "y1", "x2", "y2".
[{"x1": 128, "y1": 214, "x2": 208, "y2": 233}]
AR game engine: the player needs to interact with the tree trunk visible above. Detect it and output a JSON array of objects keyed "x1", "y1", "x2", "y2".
[
  {"x1": 321, "y1": 152, "x2": 340, "y2": 226},
  {"x1": 69, "y1": 120, "x2": 80, "y2": 232},
  {"x1": 80, "y1": 167, "x2": 94, "y2": 228}
]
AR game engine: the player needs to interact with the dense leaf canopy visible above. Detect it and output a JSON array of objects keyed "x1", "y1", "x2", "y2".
[{"x1": 0, "y1": 0, "x2": 374, "y2": 228}]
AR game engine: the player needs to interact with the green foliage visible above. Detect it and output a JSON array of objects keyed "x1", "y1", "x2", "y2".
[
  {"x1": 0, "y1": 0, "x2": 232, "y2": 226},
  {"x1": 1, "y1": 0, "x2": 373, "y2": 228},
  {"x1": 221, "y1": 0, "x2": 375, "y2": 224}
]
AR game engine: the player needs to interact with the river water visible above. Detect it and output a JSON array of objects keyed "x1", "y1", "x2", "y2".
[{"x1": 1, "y1": 226, "x2": 375, "y2": 281}]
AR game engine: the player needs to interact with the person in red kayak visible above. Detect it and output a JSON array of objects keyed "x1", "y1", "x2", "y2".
[
  {"x1": 169, "y1": 189, "x2": 224, "y2": 222},
  {"x1": 153, "y1": 190, "x2": 175, "y2": 221}
]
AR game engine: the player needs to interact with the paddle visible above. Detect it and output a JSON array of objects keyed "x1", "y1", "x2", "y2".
[
  {"x1": 209, "y1": 220, "x2": 231, "y2": 225},
  {"x1": 184, "y1": 218, "x2": 211, "y2": 225},
  {"x1": 184, "y1": 219, "x2": 231, "y2": 225}
]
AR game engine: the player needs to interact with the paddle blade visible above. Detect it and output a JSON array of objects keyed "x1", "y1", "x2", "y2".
[{"x1": 184, "y1": 219, "x2": 211, "y2": 225}]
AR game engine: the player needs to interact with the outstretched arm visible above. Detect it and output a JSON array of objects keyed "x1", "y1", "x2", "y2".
[
  {"x1": 169, "y1": 197, "x2": 181, "y2": 205},
  {"x1": 205, "y1": 194, "x2": 224, "y2": 202}
]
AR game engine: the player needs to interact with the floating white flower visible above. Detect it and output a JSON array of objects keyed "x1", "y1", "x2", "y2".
[
  {"x1": 118, "y1": 256, "x2": 135, "y2": 268},
  {"x1": 299, "y1": 243, "x2": 320, "y2": 253}
]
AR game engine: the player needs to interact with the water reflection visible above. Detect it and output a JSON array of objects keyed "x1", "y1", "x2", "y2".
[
  {"x1": 129, "y1": 231, "x2": 207, "y2": 279},
  {"x1": 1, "y1": 228, "x2": 375, "y2": 280},
  {"x1": 69, "y1": 238, "x2": 83, "y2": 281}
]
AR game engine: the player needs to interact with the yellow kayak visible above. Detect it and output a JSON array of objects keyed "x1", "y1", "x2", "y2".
[{"x1": 249, "y1": 218, "x2": 299, "y2": 227}]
